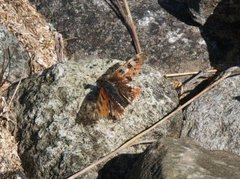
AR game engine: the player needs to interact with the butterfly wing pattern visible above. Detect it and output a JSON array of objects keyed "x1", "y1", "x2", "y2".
[{"x1": 97, "y1": 52, "x2": 145, "y2": 120}]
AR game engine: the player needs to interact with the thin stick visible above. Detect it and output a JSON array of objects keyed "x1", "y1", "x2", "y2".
[
  {"x1": 8, "y1": 79, "x2": 21, "y2": 107},
  {"x1": 131, "y1": 139, "x2": 157, "y2": 146},
  {"x1": 122, "y1": 0, "x2": 142, "y2": 53},
  {"x1": 54, "y1": 33, "x2": 65, "y2": 62},
  {"x1": 115, "y1": 0, "x2": 142, "y2": 54},
  {"x1": 67, "y1": 71, "x2": 231, "y2": 179},
  {"x1": 165, "y1": 69, "x2": 217, "y2": 78}
]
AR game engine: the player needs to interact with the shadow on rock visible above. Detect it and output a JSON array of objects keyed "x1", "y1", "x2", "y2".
[
  {"x1": 0, "y1": 170, "x2": 26, "y2": 179},
  {"x1": 97, "y1": 153, "x2": 141, "y2": 179},
  {"x1": 233, "y1": 96, "x2": 240, "y2": 102},
  {"x1": 200, "y1": 0, "x2": 240, "y2": 69},
  {"x1": 158, "y1": 0, "x2": 201, "y2": 26},
  {"x1": 76, "y1": 83, "x2": 100, "y2": 125},
  {"x1": 159, "y1": 0, "x2": 240, "y2": 69},
  {"x1": 77, "y1": 62, "x2": 121, "y2": 124}
]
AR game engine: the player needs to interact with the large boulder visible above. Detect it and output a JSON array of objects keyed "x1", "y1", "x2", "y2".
[
  {"x1": 29, "y1": 0, "x2": 210, "y2": 73},
  {"x1": 128, "y1": 137, "x2": 240, "y2": 179},
  {"x1": 181, "y1": 69, "x2": 240, "y2": 156},
  {"x1": 9, "y1": 58, "x2": 182, "y2": 178}
]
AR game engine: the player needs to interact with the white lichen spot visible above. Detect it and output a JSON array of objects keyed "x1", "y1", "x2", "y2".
[
  {"x1": 181, "y1": 37, "x2": 190, "y2": 44},
  {"x1": 0, "y1": 32, "x2": 5, "y2": 38},
  {"x1": 167, "y1": 31, "x2": 183, "y2": 44},
  {"x1": 159, "y1": 99, "x2": 166, "y2": 105},
  {"x1": 198, "y1": 39, "x2": 206, "y2": 45},
  {"x1": 138, "y1": 11, "x2": 156, "y2": 27}
]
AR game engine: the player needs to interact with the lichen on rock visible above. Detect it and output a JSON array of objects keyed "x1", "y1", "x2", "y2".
[{"x1": 9, "y1": 58, "x2": 182, "y2": 178}]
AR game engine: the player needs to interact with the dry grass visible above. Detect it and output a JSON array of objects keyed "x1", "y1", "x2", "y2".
[
  {"x1": 0, "y1": 125, "x2": 24, "y2": 178},
  {"x1": 0, "y1": 0, "x2": 59, "y2": 73}
]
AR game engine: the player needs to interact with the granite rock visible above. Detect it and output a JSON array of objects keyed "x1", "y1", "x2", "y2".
[
  {"x1": 181, "y1": 69, "x2": 240, "y2": 156},
  {"x1": 10, "y1": 58, "x2": 182, "y2": 178},
  {"x1": 128, "y1": 137, "x2": 240, "y2": 179},
  {"x1": 29, "y1": 0, "x2": 210, "y2": 74}
]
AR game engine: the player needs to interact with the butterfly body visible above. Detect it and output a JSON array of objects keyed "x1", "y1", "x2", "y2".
[{"x1": 96, "y1": 53, "x2": 145, "y2": 120}]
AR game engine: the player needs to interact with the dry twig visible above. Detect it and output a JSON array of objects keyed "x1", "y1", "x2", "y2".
[
  {"x1": 131, "y1": 139, "x2": 157, "y2": 146},
  {"x1": 54, "y1": 32, "x2": 65, "y2": 62},
  {"x1": 107, "y1": 0, "x2": 142, "y2": 53},
  {"x1": 121, "y1": 0, "x2": 142, "y2": 53},
  {"x1": 0, "y1": 79, "x2": 21, "y2": 144},
  {"x1": 0, "y1": 79, "x2": 21, "y2": 124},
  {"x1": 164, "y1": 69, "x2": 217, "y2": 78}
]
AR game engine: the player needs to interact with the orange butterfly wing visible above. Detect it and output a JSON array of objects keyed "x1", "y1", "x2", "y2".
[
  {"x1": 111, "y1": 52, "x2": 145, "y2": 103},
  {"x1": 111, "y1": 52, "x2": 145, "y2": 82},
  {"x1": 97, "y1": 87, "x2": 110, "y2": 118},
  {"x1": 96, "y1": 52, "x2": 146, "y2": 120},
  {"x1": 116, "y1": 82, "x2": 141, "y2": 103}
]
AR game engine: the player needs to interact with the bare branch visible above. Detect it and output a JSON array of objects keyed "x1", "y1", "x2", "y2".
[
  {"x1": 8, "y1": 79, "x2": 21, "y2": 108},
  {"x1": 164, "y1": 69, "x2": 218, "y2": 78},
  {"x1": 122, "y1": 0, "x2": 141, "y2": 53},
  {"x1": 108, "y1": 0, "x2": 142, "y2": 54}
]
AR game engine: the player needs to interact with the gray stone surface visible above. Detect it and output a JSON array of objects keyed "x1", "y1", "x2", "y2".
[
  {"x1": 0, "y1": 25, "x2": 30, "y2": 84},
  {"x1": 29, "y1": 0, "x2": 210, "y2": 74},
  {"x1": 128, "y1": 137, "x2": 240, "y2": 179},
  {"x1": 9, "y1": 58, "x2": 182, "y2": 178},
  {"x1": 159, "y1": 0, "x2": 240, "y2": 68},
  {"x1": 181, "y1": 70, "x2": 240, "y2": 156}
]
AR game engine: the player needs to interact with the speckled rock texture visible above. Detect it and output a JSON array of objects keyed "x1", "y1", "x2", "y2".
[
  {"x1": 181, "y1": 71, "x2": 240, "y2": 156},
  {"x1": 128, "y1": 137, "x2": 240, "y2": 179},
  {"x1": 9, "y1": 58, "x2": 182, "y2": 178},
  {"x1": 0, "y1": 25, "x2": 30, "y2": 84},
  {"x1": 29, "y1": 0, "x2": 210, "y2": 74}
]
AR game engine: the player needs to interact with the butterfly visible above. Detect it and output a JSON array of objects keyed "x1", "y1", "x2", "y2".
[{"x1": 96, "y1": 52, "x2": 146, "y2": 120}]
